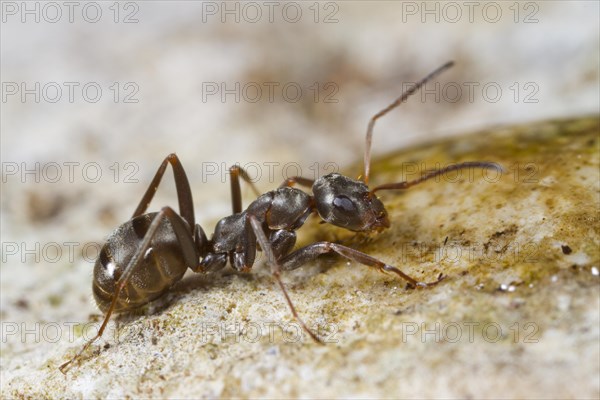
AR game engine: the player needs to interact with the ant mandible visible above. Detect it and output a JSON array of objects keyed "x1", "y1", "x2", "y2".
[{"x1": 59, "y1": 61, "x2": 501, "y2": 373}]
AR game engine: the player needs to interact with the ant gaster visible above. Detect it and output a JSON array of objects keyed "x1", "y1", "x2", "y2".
[{"x1": 59, "y1": 61, "x2": 502, "y2": 373}]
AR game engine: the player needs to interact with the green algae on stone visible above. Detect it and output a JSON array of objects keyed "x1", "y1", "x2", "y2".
[{"x1": 359, "y1": 115, "x2": 599, "y2": 287}]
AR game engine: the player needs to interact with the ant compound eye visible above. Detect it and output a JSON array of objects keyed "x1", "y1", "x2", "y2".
[{"x1": 333, "y1": 195, "x2": 356, "y2": 213}]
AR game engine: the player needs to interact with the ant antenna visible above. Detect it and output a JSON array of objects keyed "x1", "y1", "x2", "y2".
[
  {"x1": 363, "y1": 61, "x2": 455, "y2": 185},
  {"x1": 370, "y1": 161, "x2": 504, "y2": 193}
]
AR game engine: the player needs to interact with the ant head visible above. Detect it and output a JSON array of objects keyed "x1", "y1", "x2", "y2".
[{"x1": 312, "y1": 173, "x2": 389, "y2": 232}]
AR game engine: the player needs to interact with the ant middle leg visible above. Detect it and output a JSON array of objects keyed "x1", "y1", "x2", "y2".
[
  {"x1": 229, "y1": 165, "x2": 262, "y2": 214},
  {"x1": 279, "y1": 242, "x2": 444, "y2": 288},
  {"x1": 247, "y1": 215, "x2": 322, "y2": 343}
]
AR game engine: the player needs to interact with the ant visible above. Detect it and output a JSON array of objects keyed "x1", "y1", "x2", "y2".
[{"x1": 59, "y1": 61, "x2": 501, "y2": 373}]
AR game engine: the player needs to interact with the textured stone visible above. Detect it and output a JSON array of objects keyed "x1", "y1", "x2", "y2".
[{"x1": 3, "y1": 116, "x2": 598, "y2": 398}]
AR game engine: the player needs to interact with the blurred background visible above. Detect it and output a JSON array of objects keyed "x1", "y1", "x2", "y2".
[{"x1": 1, "y1": 0, "x2": 599, "y2": 393}]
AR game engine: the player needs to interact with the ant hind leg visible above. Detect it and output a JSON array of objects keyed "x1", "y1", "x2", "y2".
[{"x1": 132, "y1": 153, "x2": 196, "y2": 234}]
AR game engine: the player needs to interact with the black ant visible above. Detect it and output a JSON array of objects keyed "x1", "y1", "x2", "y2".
[{"x1": 59, "y1": 61, "x2": 501, "y2": 373}]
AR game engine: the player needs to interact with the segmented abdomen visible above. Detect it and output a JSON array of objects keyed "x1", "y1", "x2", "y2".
[{"x1": 92, "y1": 213, "x2": 189, "y2": 313}]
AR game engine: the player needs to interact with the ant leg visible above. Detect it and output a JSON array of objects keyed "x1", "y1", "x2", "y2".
[
  {"x1": 59, "y1": 206, "x2": 194, "y2": 374},
  {"x1": 132, "y1": 153, "x2": 195, "y2": 234},
  {"x1": 247, "y1": 216, "x2": 322, "y2": 343},
  {"x1": 279, "y1": 242, "x2": 444, "y2": 288},
  {"x1": 229, "y1": 165, "x2": 261, "y2": 214},
  {"x1": 279, "y1": 176, "x2": 314, "y2": 189},
  {"x1": 270, "y1": 230, "x2": 297, "y2": 260}
]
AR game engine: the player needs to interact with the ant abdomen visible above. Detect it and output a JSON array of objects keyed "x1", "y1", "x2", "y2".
[{"x1": 92, "y1": 212, "x2": 189, "y2": 313}]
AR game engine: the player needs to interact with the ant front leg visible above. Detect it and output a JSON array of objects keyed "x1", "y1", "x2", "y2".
[
  {"x1": 247, "y1": 215, "x2": 322, "y2": 343},
  {"x1": 279, "y1": 242, "x2": 444, "y2": 288}
]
